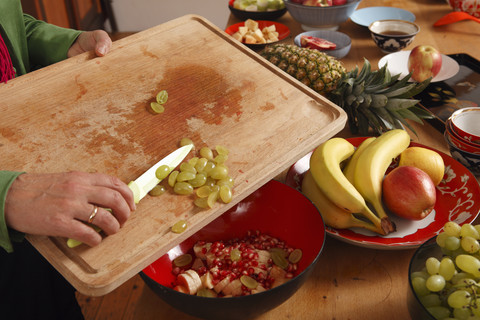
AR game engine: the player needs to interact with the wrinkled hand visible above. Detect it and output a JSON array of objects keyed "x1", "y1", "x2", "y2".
[
  {"x1": 4, "y1": 172, "x2": 136, "y2": 247},
  {"x1": 67, "y1": 30, "x2": 112, "y2": 58}
]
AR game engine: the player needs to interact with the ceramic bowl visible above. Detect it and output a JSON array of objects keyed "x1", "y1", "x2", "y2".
[
  {"x1": 444, "y1": 131, "x2": 480, "y2": 176},
  {"x1": 284, "y1": 0, "x2": 362, "y2": 31},
  {"x1": 140, "y1": 180, "x2": 326, "y2": 320},
  {"x1": 446, "y1": 0, "x2": 480, "y2": 18},
  {"x1": 228, "y1": 4, "x2": 287, "y2": 21},
  {"x1": 225, "y1": 20, "x2": 290, "y2": 49},
  {"x1": 445, "y1": 117, "x2": 480, "y2": 154},
  {"x1": 368, "y1": 19, "x2": 419, "y2": 53},
  {"x1": 293, "y1": 30, "x2": 352, "y2": 58},
  {"x1": 449, "y1": 107, "x2": 480, "y2": 145}
]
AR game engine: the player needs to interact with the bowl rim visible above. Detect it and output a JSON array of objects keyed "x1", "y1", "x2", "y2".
[
  {"x1": 368, "y1": 19, "x2": 420, "y2": 37},
  {"x1": 228, "y1": 4, "x2": 288, "y2": 14},
  {"x1": 444, "y1": 130, "x2": 480, "y2": 157},
  {"x1": 445, "y1": 119, "x2": 480, "y2": 151},
  {"x1": 293, "y1": 30, "x2": 352, "y2": 51},
  {"x1": 448, "y1": 107, "x2": 480, "y2": 142},
  {"x1": 284, "y1": 0, "x2": 362, "y2": 9}
]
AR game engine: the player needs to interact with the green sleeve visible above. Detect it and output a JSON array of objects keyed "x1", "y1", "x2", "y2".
[
  {"x1": 0, "y1": 171, "x2": 26, "y2": 253},
  {"x1": 23, "y1": 14, "x2": 82, "y2": 69}
]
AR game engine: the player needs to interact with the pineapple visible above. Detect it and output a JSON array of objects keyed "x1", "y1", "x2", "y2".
[{"x1": 261, "y1": 44, "x2": 433, "y2": 135}]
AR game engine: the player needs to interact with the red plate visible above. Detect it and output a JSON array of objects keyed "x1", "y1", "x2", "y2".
[
  {"x1": 225, "y1": 20, "x2": 290, "y2": 48},
  {"x1": 285, "y1": 137, "x2": 480, "y2": 249}
]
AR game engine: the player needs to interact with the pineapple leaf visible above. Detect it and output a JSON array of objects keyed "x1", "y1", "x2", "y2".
[
  {"x1": 385, "y1": 99, "x2": 421, "y2": 111},
  {"x1": 388, "y1": 109, "x2": 419, "y2": 136},
  {"x1": 409, "y1": 105, "x2": 436, "y2": 119},
  {"x1": 396, "y1": 108, "x2": 424, "y2": 124},
  {"x1": 395, "y1": 77, "x2": 432, "y2": 99}
]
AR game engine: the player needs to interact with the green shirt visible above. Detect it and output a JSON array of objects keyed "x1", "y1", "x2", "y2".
[{"x1": 0, "y1": 0, "x2": 82, "y2": 252}]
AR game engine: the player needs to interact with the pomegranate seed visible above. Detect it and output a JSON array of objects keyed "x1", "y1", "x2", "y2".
[
  {"x1": 286, "y1": 273, "x2": 294, "y2": 279},
  {"x1": 201, "y1": 247, "x2": 207, "y2": 254}
]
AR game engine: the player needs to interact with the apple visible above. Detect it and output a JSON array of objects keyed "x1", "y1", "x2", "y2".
[
  {"x1": 382, "y1": 166, "x2": 436, "y2": 220},
  {"x1": 302, "y1": 0, "x2": 333, "y2": 6},
  {"x1": 407, "y1": 45, "x2": 443, "y2": 82}
]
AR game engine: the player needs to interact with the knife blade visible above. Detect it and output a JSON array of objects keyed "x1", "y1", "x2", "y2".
[
  {"x1": 67, "y1": 144, "x2": 193, "y2": 248},
  {"x1": 128, "y1": 144, "x2": 193, "y2": 203}
]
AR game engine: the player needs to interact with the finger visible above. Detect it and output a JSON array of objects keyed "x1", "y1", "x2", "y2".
[
  {"x1": 84, "y1": 205, "x2": 120, "y2": 236},
  {"x1": 93, "y1": 30, "x2": 112, "y2": 56},
  {"x1": 85, "y1": 186, "x2": 132, "y2": 226},
  {"x1": 67, "y1": 219, "x2": 103, "y2": 247}
]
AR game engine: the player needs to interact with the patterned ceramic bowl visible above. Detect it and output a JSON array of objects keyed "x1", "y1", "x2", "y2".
[
  {"x1": 444, "y1": 130, "x2": 480, "y2": 176},
  {"x1": 445, "y1": 119, "x2": 480, "y2": 154},
  {"x1": 368, "y1": 19, "x2": 419, "y2": 53},
  {"x1": 447, "y1": 0, "x2": 480, "y2": 18},
  {"x1": 449, "y1": 107, "x2": 480, "y2": 145}
]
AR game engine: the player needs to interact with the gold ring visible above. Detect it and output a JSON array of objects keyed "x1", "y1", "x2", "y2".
[{"x1": 88, "y1": 205, "x2": 98, "y2": 224}]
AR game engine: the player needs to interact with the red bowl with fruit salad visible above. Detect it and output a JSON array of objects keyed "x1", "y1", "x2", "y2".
[
  {"x1": 229, "y1": 0, "x2": 287, "y2": 21},
  {"x1": 141, "y1": 180, "x2": 326, "y2": 320}
]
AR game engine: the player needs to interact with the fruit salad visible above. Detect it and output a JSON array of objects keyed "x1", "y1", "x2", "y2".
[{"x1": 171, "y1": 230, "x2": 303, "y2": 297}]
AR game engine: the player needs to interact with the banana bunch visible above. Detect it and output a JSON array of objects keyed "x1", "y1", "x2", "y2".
[{"x1": 304, "y1": 129, "x2": 411, "y2": 235}]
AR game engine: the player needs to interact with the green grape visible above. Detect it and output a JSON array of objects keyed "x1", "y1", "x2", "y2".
[
  {"x1": 173, "y1": 254, "x2": 193, "y2": 267},
  {"x1": 411, "y1": 270, "x2": 429, "y2": 280},
  {"x1": 426, "y1": 306, "x2": 451, "y2": 319},
  {"x1": 420, "y1": 294, "x2": 442, "y2": 308},
  {"x1": 180, "y1": 162, "x2": 197, "y2": 174},
  {"x1": 156, "y1": 90, "x2": 168, "y2": 104},
  {"x1": 155, "y1": 164, "x2": 171, "y2": 180},
  {"x1": 475, "y1": 224, "x2": 480, "y2": 236},
  {"x1": 150, "y1": 102, "x2": 165, "y2": 114},
  {"x1": 426, "y1": 257, "x2": 441, "y2": 275},
  {"x1": 210, "y1": 165, "x2": 229, "y2": 180},
  {"x1": 168, "y1": 170, "x2": 179, "y2": 187},
  {"x1": 439, "y1": 257, "x2": 456, "y2": 281},
  {"x1": 207, "y1": 190, "x2": 219, "y2": 208},
  {"x1": 456, "y1": 255, "x2": 480, "y2": 277},
  {"x1": 174, "y1": 182, "x2": 194, "y2": 195},
  {"x1": 454, "y1": 278, "x2": 477, "y2": 289},
  {"x1": 188, "y1": 157, "x2": 199, "y2": 167},
  {"x1": 179, "y1": 137, "x2": 194, "y2": 147},
  {"x1": 448, "y1": 290, "x2": 472, "y2": 308},
  {"x1": 473, "y1": 298, "x2": 480, "y2": 317},
  {"x1": 461, "y1": 236, "x2": 480, "y2": 254},
  {"x1": 453, "y1": 307, "x2": 472, "y2": 320},
  {"x1": 289, "y1": 248, "x2": 303, "y2": 264},
  {"x1": 196, "y1": 185, "x2": 212, "y2": 198},
  {"x1": 445, "y1": 236, "x2": 461, "y2": 251},
  {"x1": 203, "y1": 161, "x2": 216, "y2": 176},
  {"x1": 189, "y1": 173, "x2": 207, "y2": 188},
  {"x1": 426, "y1": 274, "x2": 446, "y2": 292},
  {"x1": 219, "y1": 185, "x2": 232, "y2": 204},
  {"x1": 451, "y1": 272, "x2": 472, "y2": 285},
  {"x1": 436, "y1": 231, "x2": 449, "y2": 248},
  {"x1": 230, "y1": 248, "x2": 241, "y2": 261},
  {"x1": 148, "y1": 185, "x2": 166, "y2": 196},
  {"x1": 194, "y1": 197, "x2": 209, "y2": 208},
  {"x1": 215, "y1": 145, "x2": 229, "y2": 155},
  {"x1": 194, "y1": 158, "x2": 208, "y2": 173},
  {"x1": 461, "y1": 224, "x2": 480, "y2": 239},
  {"x1": 412, "y1": 276, "x2": 430, "y2": 296},
  {"x1": 214, "y1": 154, "x2": 228, "y2": 165},
  {"x1": 176, "y1": 171, "x2": 196, "y2": 182},
  {"x1": 199, "y1": 147, "x2": 214, "y2": 160},
  {"x1": 444, "y1": 221, "x2": 462, "y2": 237},
  {"x1": 205, "y1": 177, "x2": 216, "y2": 188},
  {"x1": 216, "y1": 176, "x2": 235, "y2": 188},
  {"x1": 171, "y1": 220, "x2": 187, "y2": 233},
  {"x1": 240, "y1": 275, "x2": 258, "y2": 289}
]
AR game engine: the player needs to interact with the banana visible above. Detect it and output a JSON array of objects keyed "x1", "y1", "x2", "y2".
[
  {"x1": 343, "y1": 137, "x2": 376, "y2": 184},
  {"x1": 353, "y1": 129, "x2": 411, "y2": 233},
  {"x1": 302, "y1": 170, "x2": 384, "y2": 234},
  {"x1": 309, "y1": 137, "x2": 389, "y2": 235}
]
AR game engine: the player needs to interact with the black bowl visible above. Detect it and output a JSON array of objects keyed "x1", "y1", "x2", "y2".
[
  {"x1": 140, "y1": 180, "x2": 326, "y2": 320},
  {"x1": 229, "y1": 5, "x2": 287, "y2": 21}
]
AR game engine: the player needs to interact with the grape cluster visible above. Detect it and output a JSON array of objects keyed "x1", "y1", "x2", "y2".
[{"x1": 411, "y1": 222, "x2": 480, "y2": 320}]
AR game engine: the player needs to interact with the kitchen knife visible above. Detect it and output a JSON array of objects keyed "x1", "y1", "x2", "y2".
[
  {"x1": 128, "y1": 144, "x2": 193, "y2": 203},
  {"x1": 67, "y1": 144, "x2": 193, "y2": 248}
]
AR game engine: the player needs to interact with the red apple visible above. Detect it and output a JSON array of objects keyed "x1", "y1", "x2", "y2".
[
  {"x1": 382, "y1": 166, "x2": 436, "y2": 220},
  {"x1": 407, "y1": 45, "x2": 443, "y2": 82},
  {"x1": 332, "y1": 0, "x2": 347, "y2": 5},
  {"x1": 302, "y1": 0, "x2": 333, "y2": 6}
]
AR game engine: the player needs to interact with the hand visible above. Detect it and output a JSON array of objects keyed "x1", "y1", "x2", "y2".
[
  {"x1": 4, "y1": 171, "x2": 136, "y2": 247},
  {"x1": 67, "y1": 30, "x2": 112, "y2": 58}
]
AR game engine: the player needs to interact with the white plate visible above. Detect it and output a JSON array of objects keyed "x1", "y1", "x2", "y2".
[
  {"x1": 378, "y1": 51, "x2": 460, "y2": 82},
  {"x1": 351, "y1": 6, "x2": 416, "y2": 27}
]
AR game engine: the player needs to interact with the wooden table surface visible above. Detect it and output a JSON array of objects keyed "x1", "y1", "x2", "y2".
[{"x1": 77, "y1": 0, "x2": 480, "y2": 319}]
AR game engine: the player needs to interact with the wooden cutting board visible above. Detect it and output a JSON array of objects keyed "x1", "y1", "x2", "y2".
[{"x1": 0, "y1": 15, "x2": 346, "y2": 296}]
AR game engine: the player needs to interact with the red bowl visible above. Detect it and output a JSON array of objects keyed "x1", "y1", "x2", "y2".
[
  {"x1": 449, "y1": 107, "x2": 480, "y2": 145},
  {"x1": 141, "y1": 180, "x2": 325, "y2": 320},
  {"x1": 445, "y1": 118, "x2": 480, "y2": 154},
  {"x1": 447, "y1": 0, "x2": 480, "y2": 18}
]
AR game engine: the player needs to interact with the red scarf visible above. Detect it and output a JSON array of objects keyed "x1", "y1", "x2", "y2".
[{"x1": 0, "y1": 32, "x2": 15, "y2": 83}]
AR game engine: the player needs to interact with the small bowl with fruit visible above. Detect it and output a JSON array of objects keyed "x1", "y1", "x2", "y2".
[
  {"x1": 225, "y1": 19, "x2": 290, "y2": 48},
  {"x1": 229, "y1": 0, "x2": 287, "y2": 20},
  {"x1": 368, "y1": 19, "x2": 420, "y2": 53},
  {"x1": 284, "y1": 0, "x2": 362, "y2": 31},
  {"x1": 140, "y1": 180, "x2": 326, "y2": 320},
  {"x1": 293, "y1": 30, "x2": 351, "y2": 58},
  {"x1": 408, "y1": 221, "x2": 480, "y2": 319}
]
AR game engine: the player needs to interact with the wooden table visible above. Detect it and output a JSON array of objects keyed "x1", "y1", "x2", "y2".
[{"x1": 78, "y1": 0, "x2": 480, "y2": 318}]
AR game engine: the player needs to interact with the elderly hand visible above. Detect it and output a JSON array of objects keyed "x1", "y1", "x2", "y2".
[
  {"x1": 67, "y1": 29, "x2": 112, "y2": 58},
  {"x1": 4, "y1": 171, "x2": 136, "y2": 247}
]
